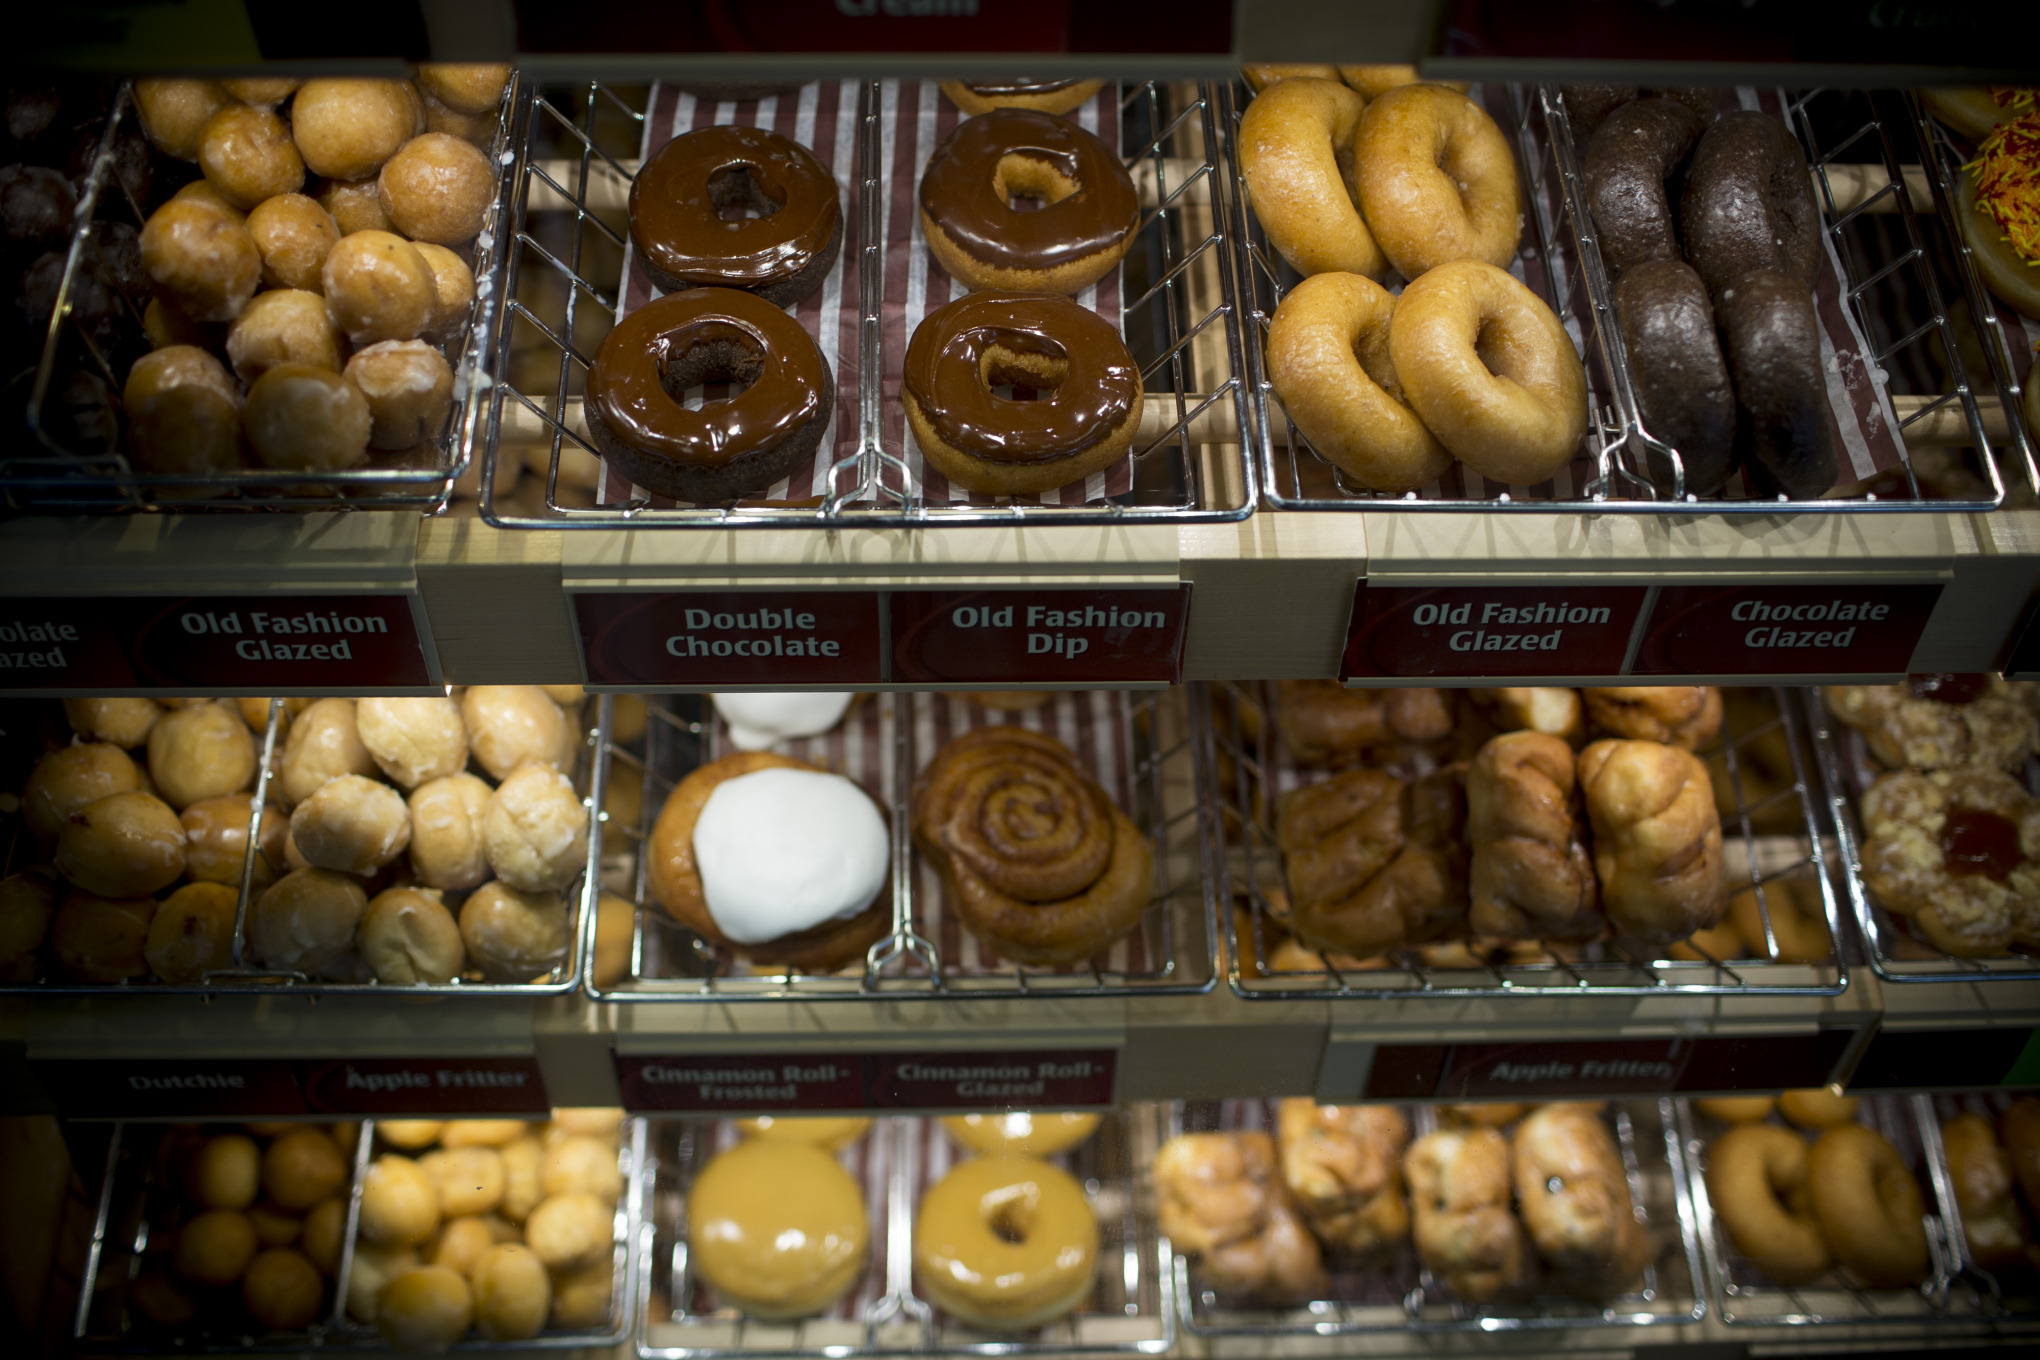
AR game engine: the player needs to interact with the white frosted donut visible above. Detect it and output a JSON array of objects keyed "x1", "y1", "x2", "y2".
[
  {"x1": 693, "y1": 768, "x2": 889, "y2": 945},
  {"x1": 711, "y1": 692, "x2": 855, "y2": 750}
]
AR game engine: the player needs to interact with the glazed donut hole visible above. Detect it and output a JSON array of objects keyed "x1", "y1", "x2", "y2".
[
  {"x1": 51, "y1": 890, "x2": 156, "y2": 982},
  {"x1": 380, "y1": 1120, "x2": 448, "y2": 1151},
  {"x1": 322, "y1": 229, "x2": 436, "y2": 345},
  {"x1": 244, "y1": 364, "x2": 373, "y2": 472},
  {"x1": 278, "y1": 697, "x2": 377, "y2": 807},
  {"x1": 378, "y1": 133, "x2": 495, "y2": 245},
  {"x1": 345, "y1": 340, "x2": 454, "y2": 450},
  {"x1": 459, "y1": 882, "x2": 571, "y2": 981},
  {"x1": 462, "y1": 686, "x2": 575, "y2": 780},
  {"x1": 472, "y1": 1243, "x2": 550, "y2": 1342},
  {"x1": 242, "y1": 1247, "x2": 324, "y2": 1330},
  {"x1": 199, "y1": 104, "x2": 305, "y2": 210},
  {"x1": 440, "y1": 1120, "x2": 531, "y2": 1149},
  {"x1": 263, "y1": 1127, "x2": 350, "y2": 1211},
  {"x1": 143, "y1": 297, "x2": 227, "y2": 352},
  {"x1": 144, "y1": 881, "x2": 239, "y2": 984},
  {"x1": 174, "y1": 1208, "x2": 258, "y2": 1286},
  {"x1": 246, "y1": 194, "x2": 343, "y2": 293},
  {"x1": 291, "y1": 773, "x2": 412, "y2": 875},
  {"x1": 377, "y1": 1265, "x2": 474, "y2": 1351},
  {"x1": 302, "y1": 1197, "x2": 347, "y2": 1274},
  {"x1": 416, "y1": 64, "x2": 512, "y2": 115},
  {"x1": 362, "y1": 1154, "x2": 443, "y2": 1246},
  {"x1": 523, "y1": 1191, "x2": 610, "y2": 1270},
  {"x1": 498, "y1": 1136, "x2": 544, "y2": 1222},
  {"x1": 407, "y1": 771, "x2": 494, "y2": 892},
  {"x1": 292, "y1": 78, "x2": 423, "y2": 181},
  {"x1": 419, "y1": 87, "x2": 501, "y2": 148},
  {"x1": 135, "y1": 79, "x2": 235, "y2": 161},
  {"x1": 188, "y1": 1132, "x2": 262, "y2": 1209},
  {"x1": 427, "y1": 1146, "x2": 506, "y2": 1216},
  {"x1": 24, "y1": 742, "x2": 140, "y2": 839},
  {"x1": 315, "y1": 176, "x2": 396, "y2": 235},
  {"x1": 591, "y1": 891, "x2": 634, "y2": 987},
  {"x1": 221, "y1": 77, "x2": 300, "y2": 109},
  {"x1": 140, "y1": 195, "x2": 261, "y2": 323},
  {"x1": 55, "y1": 790, "x2": 186, "y2": 898},
  {"x1": 228, "y1": 288, "x2": 344, "y2": 382},
  {"x1": 247, "y1": 1201, "x2": 303, "y2": 1246},
  {"x1": 249, "y1": 867, "x2": 367, "y2": 978},
  {"x1": 181, "y1": 794, "x2": 288, "y2": 888},
  {"x1": 148, "y1": 699, "x2": 259, "y2": 810},
  {"x1": 359, "y1": 886, "x2": 465, "y2": 985},
  {"x1": 64, "y1": 696, "x2": 165, "y2": 748},
  {"x1": 123, "y1": 345, "x2": 245, "y2": 475},
  {"x1": 411, "y1": 242, "x2": 476, "y2": 344},
  {"x1": 550, "y1": 1107, "x2": 626, "y2": 1141},
  {"x1": 347, "y1": 1243, "x2": 419, "y2": 1323},
  {"x1": 541, "y1": 1135, "x2": 621, "y2": 1202},
  {"x1": 0, "y1": 872, "x2": 58, "y2": 968},
  {"x1": 482, "y1": 764, "x2": 589, "y2": 895},
  {"x1": 549, "y1": 1259, "x2": 614, "y2": 1329},
  {"x1": 430, "y1": 1215, "x2": 497, "y2": 1274}
]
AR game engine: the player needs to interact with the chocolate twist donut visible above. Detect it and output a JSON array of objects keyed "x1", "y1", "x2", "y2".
[
  {"x1": 629, "y1": 124, "x2": 842, "y2": 306},
  {"x1": 1717, "y1": 270, "x2": 1837, "y2": 500},
  {"x1": 1584, "y1": 96, "x2": 1706, "y2": 280},
  {"x1": 1615, "y1": 260, "x2": 1736, "y2": 496},
  {"x1": 1681, "y1": 111, "x2": 1822, "y2": 299}
]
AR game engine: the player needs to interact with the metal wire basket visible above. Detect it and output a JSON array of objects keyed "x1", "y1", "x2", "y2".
[
  {"x1": 583, "y1": 686, "x2": 1217, "y2": 1001},
  {"x1": 480, "y1": 79, "x2": 1253, "y2": 527},
  {"x1": 635, "y1": 1111, "x2": 1171, "y2": 1358},
  {"x1": 1166, "y1": 1098, "x2": 1705, "y2": 1336},
  {"x1": 7, "y1": 80, "x2": 515, "y2": 514},
  {"x1": 1211, "y1": 683, "x2": 1849, "y2": 999}
]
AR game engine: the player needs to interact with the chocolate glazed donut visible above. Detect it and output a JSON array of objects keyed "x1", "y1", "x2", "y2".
[
  {"x1": 1717, "y1": 270, "x2": 1838, "y2": 500},
  {"x1": 629, "y1": 124, "x2": 842, "y2": 306},
  {"x1": 1681, "y1": 111, "x2": 1822, "y2": 298},
  {"x1": 1584, "y1": 97, "x2": 1706, "y2": 280},
  {"x1": 584, "y1": 286, "x2": 835, "y2": 504},
  {"x1": 1616, "y1": 260, "x2": 1737, "y2": 496}
]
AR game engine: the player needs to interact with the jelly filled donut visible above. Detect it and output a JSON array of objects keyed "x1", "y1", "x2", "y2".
[
  {"x1": 1353, "y1": 83, "x2": 1522, "y2": 278},
  {"x1": 584, "y1": 286, "x2": 834, "y2": 504},
  {"x1": 630, "y1": 125, "x2": 842, "y2": 306},
  {"x1": 939, "y1": 78, "x2": 1106, "y2": 117},
  {"x1": 1716, "y1": 270, "x2": 1837, "y2": 500},
  {"x1": 918, "y1": 109, "x2": 1139, "y2": 294},
  {"x1": 1615, "y1": 260, "x2": 1737, "y2": 496},
  {"x1": 904, "y1": 291, "x2": 1141, "y2": 495},
  {"x1": 1681, "y1": 111, "x2": 1822, "y2": 299}
]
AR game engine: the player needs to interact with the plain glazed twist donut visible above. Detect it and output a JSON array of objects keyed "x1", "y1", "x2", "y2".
[
  {"x1": 1265, "y1": 271, "x2": 1451, "y2": 492},
  {"x1": 913, "y1": 1154, "x2": 1098, "y2": 1330},
  {"x1": 1353, "y1": 83, "x2": 1522, "y2": 278},
  {"x1": 1389, "y1": 260, "x2": 1588, "y2": 485},
  {"x1": 1705, "y1": 1124, "x2": 1831, "y2": 1284},
  {"x1": 1154, "y1": 1132, "x2": 1327, "y2": 1304},
  {"x1": 1238, "y1": 78, "x2": 1385, "y2": 279},
  {"x1": 1807, "y1": 1123, "x2": 1931, "y2": 1288}
]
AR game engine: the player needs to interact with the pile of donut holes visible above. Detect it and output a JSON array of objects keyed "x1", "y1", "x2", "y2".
[
  {"x1": 124, "y1": 66, "x2": 506, "y2": 485},
  {"x1": 1, "y1": 685, "x2": 590, "y2": 987}
]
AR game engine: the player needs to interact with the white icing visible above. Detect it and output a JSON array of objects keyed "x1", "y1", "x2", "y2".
[
  {"x1": 711, "y1": 692, "x2": 856, "y2": 751},
  {"x1": 693, "y1": 768, "x2": 889, "y2": 945}
]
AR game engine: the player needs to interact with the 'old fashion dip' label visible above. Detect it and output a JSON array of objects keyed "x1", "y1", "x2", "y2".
[
  {"x1": 574, "y1": 590, "x2": 883, "y2": 686},
  {"x1": 1342, "y1": 584, "x2": 1649, "y2": 679},
  {"x1": 890, "y1": 586, "x2": 1191, "y2": 684}
]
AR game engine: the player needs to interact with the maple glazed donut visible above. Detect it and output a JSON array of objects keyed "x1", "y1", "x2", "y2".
[
  {"x1": 903, "y1": 291, "x2": 1142, "y2": 495},
  {"x1": 629, "y1": 124, "x2": 842, "y2": 306},
  {"x1": 1705, "y1": 1124, "x2": 1831, "y2": 1283},
  {"x1": 1353, "y1": 83, "x2": 1522, "y2": 278},
  {"x1": 1238, "y1": 77, "x2": 1384, "y2": 279},
  {"x1": 919, "y1": 108, "x2": 1139, "y2": 294},
  {"x1": 1389, "y1": 260, "x2": 1588, "y2": 485},
  {"x1": 913, "y1": 1154, "x2": 1098, "y2": 1330},
  {"x1": 585, "y1": 286, "x2": 834, "y2": 504},
  {"x1": 938, "y1": 78, "x2": 1106, "y2": 117}
]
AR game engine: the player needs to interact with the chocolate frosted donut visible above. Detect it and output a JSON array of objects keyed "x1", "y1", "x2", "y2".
[
  {"x1": 1681, "y1": 111, "x2": 1822, "y2": 298},
  {"x1": 1717, "y1": 270, "x2": 1837, "y2": 500},
  {"x1": 903, "y1": 290, "x2": 1141, "y2": 495},
  {"x1": 1615, "y1": 260, "x2": 1736, "y2": 497},
  {"x1": 629, "y1": 124, "x2": 842, "y2": 306},
  {"x1": 585, "y1": 286, "x2": 834, "y2": 504},
  {"x1": 1560, "y1": 85, "x2": 1638, "y2": 141},
  {"x1": 939, "y1": 78, "x2": 1105, "y2": 117},
  {"x1": 918, "y1": 109, "x2": 1138, "y2": 295},
  {"x1": 1585, "y1": 97, "x2": 1706, "y2": 280}
]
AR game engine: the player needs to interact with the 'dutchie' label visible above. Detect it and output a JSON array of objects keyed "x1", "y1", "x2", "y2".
[
  {"x1": 614, "y1": 1053, "x2": 867, "y2": 1112},
  {"x1": 869, "y1": 1050, "x2": 1118, "y2": 1109},
  {"x1": 890, "y1": 587, "x2": 1190, "y2": 684},
  {"x1": 575, "y1": 591, "x2": 882, "y2": 686},
  {"x1": 1632, "y1": 583, "x2": 1942, "y2": 675},
  {"x1": 296, "y1": 1057, "x2": 550, "y2": 1115},
  {"x1": 33, "y1": 1058, "x2": 305, "y2": 1118},
  {"x1": 1342, "y1": 584, "x2": 1648, "y2": 679}
]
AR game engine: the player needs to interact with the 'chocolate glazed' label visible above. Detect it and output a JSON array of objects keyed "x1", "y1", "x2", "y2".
[
  {"x1": 917, "y1": 107, "x2": 1138, "y2": 274},
  {"x1": 629, "y1": 124, "x2": 841, "y2": 289}
]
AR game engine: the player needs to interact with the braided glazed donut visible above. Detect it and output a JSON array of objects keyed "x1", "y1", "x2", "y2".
[
  {"x1": 1583, "y1": 686, "x2": 1723, "y2": 750},
  {"x1": 1467, "y1": 731, "x2": 1602, "y2": 941},
  {"x1": 1276, "y1": 1100, "x2": 1411, "y2": 1255},
  {"x1": 1272, "y1": 681, "x2": 1454, "y2": 766},
  {"x1": 1265, "y1": 271, "x2": 1451, "y2": 492},
  {"x1": 1942, "y1": 1112, "x2": 2033, "y2": 1268},
  {"x1": 1238, "y1": 78, "x2": 1385, "y2": 279},
  {"x1": 1353, "y1": 83, "x2": 1521, "y2": 278},
  {"x1": 1578, "y1": 738, "x2": 1726, "y2": 945},
  {"x1": 1155, "y1": 1132, "x2": 1326, "y2": 1302},
  {"x1": 1390, "y1": 260, "x2": 1588, "y2": 485},
  {"x1": 1807, "y1": 1124, "x2": 1930, "y2": 1288},
  {"x1": 1405, "y1": 1127, "x2": 1531, "y2": 1302},
  {"x1": 1705, "y1": 1124, "x2": 1831, "y2": 1284},
  {"x1": 1512, "y1": 1103, "x2": 1651, "y2": 1290},
  {"x1": 1277, "y1": 766, "x2": 1469, "y2": 957},
  {"x1": 912, "y1": 728, "x2": 1152, "y2": 966}
]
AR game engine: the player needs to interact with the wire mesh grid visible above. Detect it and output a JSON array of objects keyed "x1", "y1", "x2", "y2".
[
  {"x1": 1165, "y1": 1098, "x2": 1704, "y2": 1336},
  {"x1": 582, "y1": 687, "x2": 1217, "y2": 1001},
  {"x1": 1926, "y1": 1089, "x2": 2040, "y2": 1323},
  {"x1": 6, "y1": 81, "x2": 514, "y2": 514},
  {"x1": 1210, "y1": 683, "x2": 1849, "y2": 999},
  {"x1": 635, "y1": 1111, "x2": 1171, "y2": 1358},
  {"x1": 0, "y1": 696, "x2": 598, "y2": 997},
  {"x1": 479, "y1": 80, "x2": 1253, "y2": 528},
  {"x1": 1681, "y1": 1093, "x2": 2004, "y2": 1328},
  {"x1": 75, "y1": 1119, "x2": 643, "y2": 1353}
]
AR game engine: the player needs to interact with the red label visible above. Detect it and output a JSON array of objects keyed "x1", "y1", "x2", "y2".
[
  {"x1": 615, "y1": 1052, "x2": 867, "y2": 1113},
  {"x1": 869, "y1": 1049, "x2": 1117, "y2": 1109},
  {"x1": 1631, "y1": 583, "x2": 1942, "y2": 676},
  {"x1": 295, "y1": 1057, "x2": 550, "y2": 1115},
  {"x1": 34, "y1": 1058, "x2": 305, "y2": 1119},
  {"x1": 1341, "y1": 584, "x2": 1648, "y2": 680},
  {"x1": 574, "y1": 590, "x2": 882, "y2": 687},
  {"x1": 1436, "y1": 1039, "x2": 1691, "y2": 1099},
  {"x1": 1359, "y1": 1031, "x2": 1853, "y2": 1100},
  {"x1": 890, "y1": 588, "x2": 1189, "y2": 685}
]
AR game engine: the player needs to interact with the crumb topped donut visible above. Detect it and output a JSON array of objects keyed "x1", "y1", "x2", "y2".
[
  {"x1": 1860, "y1": 765, "x2": 2040, "y2": 956},
  {"x1": 938, "y1": 78, "x2": 1105, "y2": 117},
  {"x1": 1238, "y1": 78, "x2": 1383, "y2": 279},
  {"x1": 1824, "y1": 676, "x2": 2038, "y2": 771},
  {"x1": 1353, "y1": 83, "x2": 1522, "y2": 277},
  {"x1": 919, "y1": 109, "x2": 1138, "y2": 294}
]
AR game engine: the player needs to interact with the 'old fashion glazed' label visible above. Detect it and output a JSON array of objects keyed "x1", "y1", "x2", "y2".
[
  {"x1": 574, "y1": 590, "x2": 883, "y2": 686},
  {"x1": 891, "y1": 586, "x2": 1190, "y2": 683},
  {"x1": 1342, "y1": 585, "x2": 1648, "y2": 679},
  {"x1": 1631, "y1": 583, "x2": 1942, "y2": 675}
]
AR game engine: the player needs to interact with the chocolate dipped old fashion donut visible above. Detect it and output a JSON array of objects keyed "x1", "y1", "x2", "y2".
[
  {"x1": 918, "y1": 108, "x2": 1139, "y2": 294},
  {"x1": 938, "y1": 78, "x2": 1106, "y2": 117},
  {"x1": 904, "y1": 291, "x2": 1142, "y2": 496},
  {"x1": 629, "y1": 124, "x2": 842, "y2": 306},
  {"x1": 584, "y1": 287, "x2": 834, "y2": 504}
]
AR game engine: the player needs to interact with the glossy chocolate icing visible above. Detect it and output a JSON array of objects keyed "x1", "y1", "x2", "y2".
[
  {"x1": 629, "y1": 124, "x2": 840, "y2": 291},
  {"x1": 586, "y1": 286, "x2": 828, "y2": 468},
  {"x1": 904, "y1": 290, "x2": 1139, "y2": 465},
  {"x1": 963, "y1": 78, "x2": 1085, "y2": 95},
  {"x1": 918, "y1": 109, "x2": 1138, "y2": 275}
]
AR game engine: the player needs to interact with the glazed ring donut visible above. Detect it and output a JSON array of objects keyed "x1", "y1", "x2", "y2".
[
  {"x1": 938, "y1": 78, "x2": 1105, "y2": 117},
  {"x1": 1241, "y1": 65, "x2": 1338, "y2": 93},
  {"x1": 1777, "y1": 1089, "x2": 1861, "y2": 1130},
  {"x1": 918, "y1": 108, "x2": 1138, "y2": 294},
  {"x1": 1681, "y1": 111, "x2": 1822, "y2": 298},
  {"x1": 629, "y1": 125, "x2": 843, "y2": 306},
  {"x1": 1807, "y1": 1124, "x2": 1931, "y2": 1287},
  {"x1": 941, "y1": 1112, "x2": 1100, "y2": 1158},
  {"x1": 1693, "y1": 1096, "x2": 1777, "y2": 1124},
  {"x1": 1238, "y1": 78, "x2": 1384, "y2": 279},
  {"x1": 585, "y1": 286, "x2": 835, "y2": 504},
  {"x1": 1338, "y1": 67, "x2": 1468, "y2": 100},
  {"x1": 1920, "y1": 87, "x2": 2017, "y2": 142},
  {"x1": 1727, "y1": 882, "x2": 1832, "y2": 965},
  {"x1": 1956, "y1": 115, "x2": 2040, "y2": 320},
  {"x1": 912, "y1": 1154, "x2": 1098, "y2": 1330},
  {"x1": 1353, "y1": 83, "x2": 1521, "y2": 278},
  {"x1": 1266, "y1": 271, "x2": 1451, "y2": 492},
  {"x1": 1717, "y1": 270, "x2": 1838, "y2": 500},
  {"x1": 1584, "y1": 97, "x2": 1707, "y2": 280},
  {"x1": 1389, "y1": 259, "x2": 1588, "y2": 484},
  {"x1": 903, "y1": 290, "x2": 1141, "y2": 495},
  {"x1": 1704, "y1": 1125, "x2": 1832, "y2": 1284},
  {"x1": 1617, "y1": 262, "x2": 1737, "y2": 497}
]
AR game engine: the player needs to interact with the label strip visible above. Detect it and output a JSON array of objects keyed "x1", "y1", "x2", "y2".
[
  {"x1": 613, "y1": 1048, "x2": 1120, "y2": 1113},
  {"x1": 30, "y1": 1055, "x2": 550, "y2": 1119}
]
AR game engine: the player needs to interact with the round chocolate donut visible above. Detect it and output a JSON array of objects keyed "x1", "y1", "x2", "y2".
[
  {"x1": 1717, "y1": 269, "x2": 1837, "y2": 500},
  {"x1": 1585, "y1": 96, "x2": 1707, "y2": 280},
  {"x1": 938, "y1": 78, "x2": 1106, "y2": 117},
  {"x1": 1615, "y1": 259, "x2": 1736, "y2": 497},
  {"x1": 1560, "y1": 85, "x2": 1638, "y2": 141},
  {"x1": 584, "y1": 286, "x2": 835, "y2": 504},
  {"x1": 1681, "y1": 111, "x2": 1822, "y2": 298},
  {"x1": 629, "y1": 124, "x2": 842, "y2": 306}
]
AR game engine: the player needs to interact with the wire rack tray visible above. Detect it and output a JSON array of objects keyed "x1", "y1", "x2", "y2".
[
  {"x1": 582, "y1": 687, "x2": 1218, "y2": 1001},
  {"x1": 1232, "y1": 77, "x2": 2010, "y2": 513},
  {"x1": 0, "y1": 696, "x2": 598, "y2": 997},
  {"x1": 1166, "y1": 1098, "x2": 1705, "y2": 1337},
  {"x1": 1928, "y1": 1090, "x2": 2040, "y2": 1324},
  {"x1": 479, "y1": 79, "x2": 1253, "y2": 528},
  {"x1": 635, "y1": 1111, "x2": 1171, "y2": 1358},
  {"x1": 1807, "y1": 688, "x2": 2040, "y2": 985},
  {"x1": 1681, "y1": 1094, "x2": 2008, "y2": 1328},
  {"x1": 6, "y1": 81, "x2": 514, "y2": 515},
  {"x1": 75, "y1": 1118, "x2": 645, "y2": 1353},
  {"x1": 1211, "y1": 682, "x2": 1850, "y2": 1000}
]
